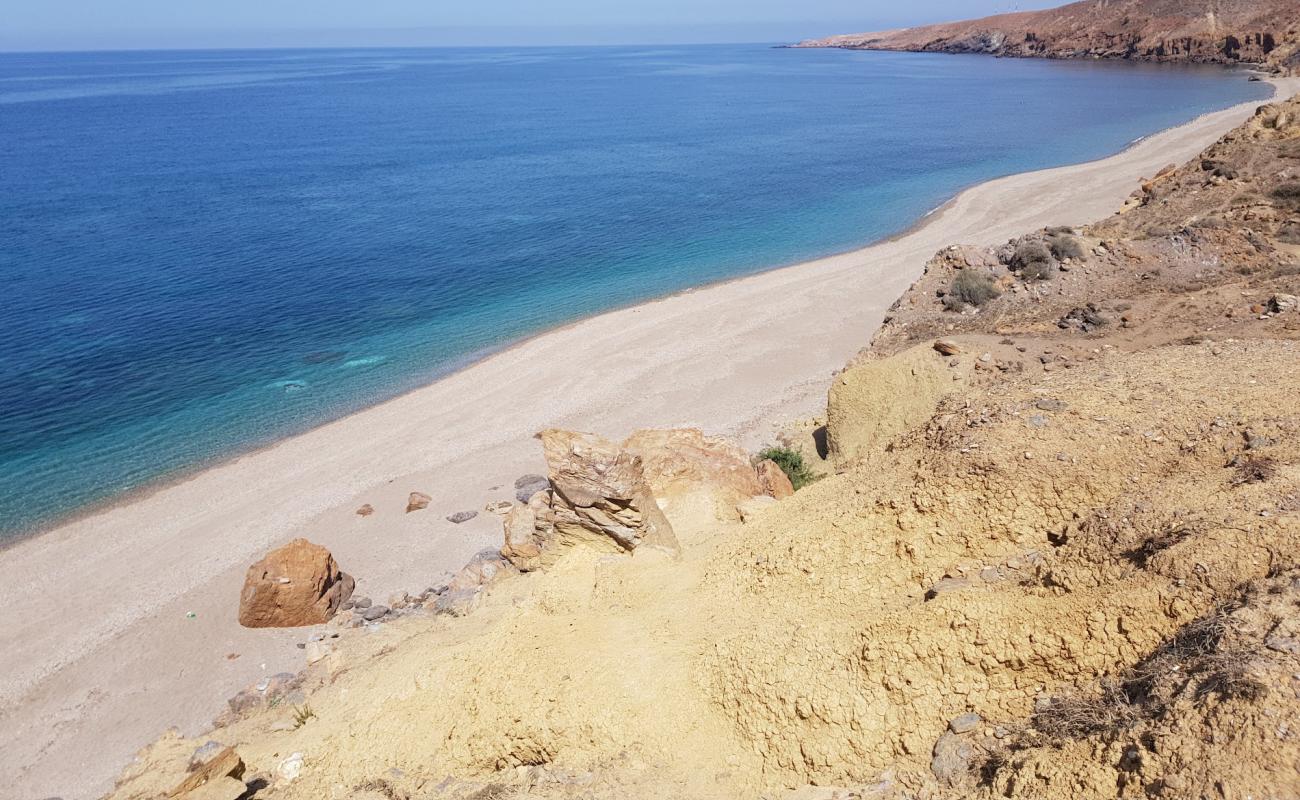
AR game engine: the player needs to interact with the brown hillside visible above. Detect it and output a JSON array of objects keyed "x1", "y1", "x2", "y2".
[{"x1": 797, "y1": 0, "x2": 1300, "y2": 74}]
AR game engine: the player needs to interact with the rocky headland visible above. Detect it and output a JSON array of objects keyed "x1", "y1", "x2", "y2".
[
  {"x1": 100, "y1": 86, "x2": 1300, "y2": 800},
  {"x1": 795, "y1": 0, "x2": 1300, "y2": 75}
]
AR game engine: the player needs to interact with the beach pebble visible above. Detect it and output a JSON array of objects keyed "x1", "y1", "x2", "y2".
[
  {"x1": 405, "y1": 492, "x2": 432, "y2": 513},
  {"x1": 484, "y1": 500, "x2": 514, "y2": 515},
  {"x1": 278, "y1": 753, "x2": 304, "y2": 783},
  {"x1": 514, "y1": 474, "x2": 550, "y2": 504},
  {"x1": 356, "y1": 504, "x2": 374, "y2": 517},
  {"x1": 446, "y1": 510, "x2": 478, "y2": 524}
]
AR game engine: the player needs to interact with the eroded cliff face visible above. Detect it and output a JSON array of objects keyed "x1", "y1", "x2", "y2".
[
  {"x1": 796, "y1": 0, "x2": 1300, "y2": 74},
  {"x1": 108, "y1": 98, "x2": 1300, "y2": 800}
]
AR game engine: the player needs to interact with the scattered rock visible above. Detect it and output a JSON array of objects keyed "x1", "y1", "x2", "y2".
[
  {"x1": 500, "y1": 501, "x2": 545, "y2": 572},
  {"x1": 237, "y1": 539, "x2": 354, "y2": 629},
  {"x1": 355, "y1": 504, "x2": 374, "y2": 517},
  {"x1": 406, "y1": 492, "x2": 432, "y2": 513},
  {"x1": 931, "y1": 732, "x2": 974, "y2": 786},
  {"x1": 933, "y1": 339, "x2": 961, "y2": 356},
  {"x1": 1034, "y1": 397, "x2": 1068, "y2": 412},
  {"x1": 514, "y1": 474, "x2": 550, "y2": 504},
  {"x1": 1058, "y1": 304, "x2": 1109, "y2": 332},
  {"x1": 168, "y1": 745, "x2": 244, "y2": 799},
  {"x1": 755, "y1": 459, "x2": 795, "y2": 500},
  {"x1": 361, "y1": 605, "x2": 389, "y2": 622},
  {"x1": 484, "y1": 500, "x2": 514, "y2": 515},
  {"x1": 1269, "y1": 293, "x2": 1298, "y2": 313},
  {"x1": 949, "y1": 713, "x2": 982, "y2": 734},
  {"x1": 277, "y1": 753, "x2": 304, "y2": 783},
  {"x1": 446, "y1": 510, "x2": 478, "y2": 524},
  {"x1": 352, "y1": 596, "x2": 372, "y2": 610}
]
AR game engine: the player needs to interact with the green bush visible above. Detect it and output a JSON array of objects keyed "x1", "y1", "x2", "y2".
[
  {"x1": 758, "y1": 446, "x2": 817, "y2": 490},
  {"x1": 947, "y1": 270, "x2": 1001, "y2": 308}
]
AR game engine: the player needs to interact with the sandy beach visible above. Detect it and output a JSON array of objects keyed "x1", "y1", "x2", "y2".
[{"x1": 3, "y1": 77, "x2": 1295, "y2": 799}]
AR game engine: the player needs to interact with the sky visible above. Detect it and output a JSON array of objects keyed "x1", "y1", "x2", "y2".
[{"x1": 1, "y1": 0, "x2": 1067, "y2": 52}]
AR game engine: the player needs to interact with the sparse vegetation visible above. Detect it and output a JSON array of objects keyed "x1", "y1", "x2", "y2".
[
  {"x1": 1231, "y1": 455, "x2": 1276, "y2": 486},
  {"x1": 291, "y1": 704, "x2": 316, "y2": 729},
  {"x1": 1046, "y1": 231, "x2": 1086, "y2": 261},
  {"x1": 1272, "y1": 182, "x2": 1300, "y2": 209},
  {"x1": 1011, "y1": 238, "x2": 1059, "y2": 280},
  {"x1": 946, "y1": 269, "x2": 1001, "y2": 309},
  {"x1": 758, "y1": 446, "x2": 817, "y2": 490}
]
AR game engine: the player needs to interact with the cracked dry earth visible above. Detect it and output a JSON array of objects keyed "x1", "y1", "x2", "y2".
[{"x1": 107, "y1": 100, "x2": 1300, "y2": 800}]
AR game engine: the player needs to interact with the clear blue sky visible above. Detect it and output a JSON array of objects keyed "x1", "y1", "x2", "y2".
[{"x1": 2, "y1": 0, "x2": 1066, "y2": 52}]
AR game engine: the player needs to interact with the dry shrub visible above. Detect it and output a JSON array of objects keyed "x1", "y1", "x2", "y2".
[
  {"x1": 1273, "y1": 182, "x2": 1300, "y2": 209},
  {"x1": 1231, "y1": 456, "x2": 1276, "y2": 486},
  {"x1": 1032, "y1": 680, "x2": 1140, "y2": 740},
  {"x1": 947, "y1": 270, "x2": 1001, "y2": 309},
  {"x1": 1123, "y1": 519, "x2": 1201, "y2": 568}
]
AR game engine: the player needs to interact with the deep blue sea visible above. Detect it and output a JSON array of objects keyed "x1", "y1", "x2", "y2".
[{"x1": 0, "y1": 45, "x2": 1271, "y2": 538}]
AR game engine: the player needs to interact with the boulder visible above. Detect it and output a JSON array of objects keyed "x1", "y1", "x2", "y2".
[
  {"x1": 827, "y1": 344, "x2": 961, "y2": 462},
  {"x1": 168, "y1": 746, "x2": 244, "y2": 799},
  {"x1": 755, "y1": 459, "x2": 795, "y2": 499},
  {"x1": 624, "y1": 428, "x2": 765, "y2": 527},
  {"x1": 237, "y1": 539, "x2": 354, "y2": 628},
  {"x1": 539, "y1": 429, "x2": 679, "y2": 554},
  {"x1": 406, "y1": 492, "x2": 431, "y2": 513}
]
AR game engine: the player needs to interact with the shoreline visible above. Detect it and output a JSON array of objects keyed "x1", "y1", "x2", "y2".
[
  {"x1": 1, "y1": 75, "x2": 1265, "y2": 548},
  {"x1": 4, "y1": 76, "x2": 1297, "y2": 800}
]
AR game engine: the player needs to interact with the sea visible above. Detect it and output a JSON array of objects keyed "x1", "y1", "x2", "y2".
[{"x1": 0, "y1": 44, "x2": 1272, "y2": 539}]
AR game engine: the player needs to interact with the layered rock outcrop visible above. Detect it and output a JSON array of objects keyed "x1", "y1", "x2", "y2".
[{"x1": 237, "y1": 539, "x2": 354, "y2": 628}]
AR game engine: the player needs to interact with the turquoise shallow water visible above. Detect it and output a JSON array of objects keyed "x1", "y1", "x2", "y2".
[{"x1": 0, "y1": 45, "x2": 1271, "y2": 539}]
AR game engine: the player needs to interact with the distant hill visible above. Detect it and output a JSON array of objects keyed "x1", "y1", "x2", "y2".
[{"x1": 796, "y1": 0, "x2": 1300, "y2": 73}]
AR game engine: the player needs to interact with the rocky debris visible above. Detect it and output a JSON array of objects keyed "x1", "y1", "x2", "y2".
[
  {"x1": 514, "y1": 474, "x2": 550, "y2": 504},
  {"x1": 355, "y1": 504, "x2": 374, "y2": 517},
  {"x1": 168, "y1": 745, "x2": 245, "y2": 800},
  {"x1": 406, "y1": 492, "x2": 432, "y2": 513},
  {"x1": 949, "y1": 713, "x2": 982, "y2": 734},
  {"x1": 446, "y1": 510, "x2": 478, "y2": 524},
  {"x1": 625, "y1": 428, "x2": 768, "y2": 525},
  {"x1": 218, "y1": 672, "x2": 302, "y2": 726},
  {"x1": 1034, "y1": 398, "x2": 1068, "y2": 413},
  {"x1": 277, "y1": 752, "x2": 304, "y2": 783},
  {"x1": 933, "y1": 339, "x2": 961, "y2": 356},
  {"x1": 484, "y1": 500, "x2": 514, "y2": 515},
  {"x1": 1057, "y1": 304, "x2": 1109, "y2": 333},
  {"x1": 539, "y1": 429, "x2": 679, "y2": 554},
  {"x1": 756, "y1": 459, "x2": 795, "y2": 500},
  {"x1": 360, "y1": 605, "x2": 389, "y2": 622},
  {"x1": 237, "y1": 539, "x2": 354, "y2": 628},
  {"x1": 1269, "y1": 293, "x2": 1298, "y2": 313},
  {"x1": 930, "y1": 732, "x2": 975, "y2": 787},
  {"x1": 352, "y1": 596, "x2": 372, "y2": 610},
  {"x1": 431, "y1": 549, "x2": 518, "y2": 617}
]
